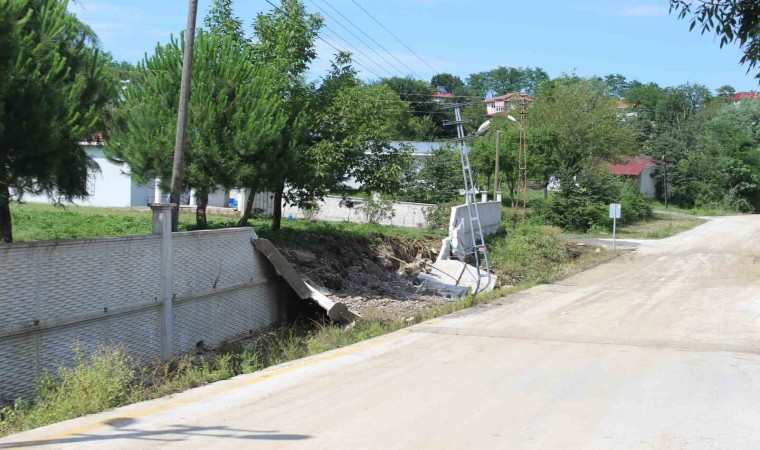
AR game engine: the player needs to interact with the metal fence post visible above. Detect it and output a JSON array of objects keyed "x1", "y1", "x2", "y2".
[{"x1": 151, "y1": 203, "x2": 175, "y2": 361}]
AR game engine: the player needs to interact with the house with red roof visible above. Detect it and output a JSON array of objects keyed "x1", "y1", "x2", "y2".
[
  {"x1": 609, "y1": 154, "x2": 661, "y2": 198},
  {"x1": 484, "y1": 92, "x2": 532, "y2": 116},
  {"x1": 432, "y1": 86, "x2": 454, "y2": 102},
  {"x1": 727, "y1": 91, "x2": 758, "y2": 102}
]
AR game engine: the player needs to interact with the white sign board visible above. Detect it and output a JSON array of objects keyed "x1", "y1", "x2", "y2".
[{"x1": 609, "y1": 203, "x2": 621, "y2": 219}]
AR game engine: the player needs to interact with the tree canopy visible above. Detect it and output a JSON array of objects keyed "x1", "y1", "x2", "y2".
[
  {"x1": 670, "y1": 0, "x2": 760, "y2": 80},
  {"x1": 0, "y1": 0, "x2": 114, "y2": 242},
  {"x1": 107, "y1": 30, "x2": 286, "y2": 229}
]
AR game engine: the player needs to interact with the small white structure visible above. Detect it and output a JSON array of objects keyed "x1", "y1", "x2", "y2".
[
  {"x1": 21, "y1": 143, "x2": 155, "y2": 207},
  {"x1": 609, "y1": 155, "x2": 661, "y2": 198}
]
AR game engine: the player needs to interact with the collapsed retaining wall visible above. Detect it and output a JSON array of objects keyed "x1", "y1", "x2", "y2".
[{"x1": 0, "y1": 227, "x2": 287, "y2": 400}]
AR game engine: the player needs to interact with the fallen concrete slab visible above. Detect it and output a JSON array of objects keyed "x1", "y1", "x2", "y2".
[
  {"x1": 252, "y1": 239, "x2": 358, "y2": 323},
  {"x1": 417, "y1": 259, "x2": 496, "y2": 299}
]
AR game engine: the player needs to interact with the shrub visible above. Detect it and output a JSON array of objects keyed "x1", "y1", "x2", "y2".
[
  {"x1": 301, "y1": 202, "x2": 321, "y2": 221},
  {"x1": 424, "y1": 203, "x2": 452, "y2": 231},
  {"x1": 618, "y1": 181, "x2": 653, "y2": 225},
  {"x1": 358, "y1": 193, "x2": 395, "y2": 224},
  {"x1": 541, "y1": 169, "x2": 653, "y2": 232},
  {"x1": 488, "y1": 225, "x2": 569, "y2": 284}
]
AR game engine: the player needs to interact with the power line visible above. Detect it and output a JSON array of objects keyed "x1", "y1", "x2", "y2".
[
  {"x1": 263, "y1": 0, "x2": 386, "y2": 80},
  {"x1": 350, "y1": 0, "x2": 438, "y2": 74},
  {"x1": 319, "y1": 0, "x2": 426, "y2": 80},
  {"x1": 318, "y1": 27, "x2": 395, "y2": 78},
  {"x1": 305, "y1": 0, "x2": 410, "y2": 79}
]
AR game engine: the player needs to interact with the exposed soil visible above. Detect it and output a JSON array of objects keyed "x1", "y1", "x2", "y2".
[{"x1": 277, "y1": 233, "x2": 453, "y2": 320}]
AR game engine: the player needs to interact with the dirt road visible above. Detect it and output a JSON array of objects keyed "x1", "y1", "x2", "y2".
[{"x1": 2, "y1": 215, "x2": 758, "y2": 449}]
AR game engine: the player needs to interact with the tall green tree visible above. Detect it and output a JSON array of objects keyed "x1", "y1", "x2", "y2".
[
  {"x1": 430, "y1": 73, "x2": 464, "y2": 92},
  {"x1": 248, "y1": 0, "x2": 323, "y2": 229},
  {"x1": 204, "y1": 0, "x2": 247, "y2": 44},
  {"x1": 0, "y1": 0, "x2": 114, "y2": 242},
  {"x1": 530, "y1": 78, "x2": 638, "y2": 176},
  {"x1": 107, "y1": 30, "x2": 286, "y2": 229},
  {"x1": 466, "y1": 66, "x2": 549, "y2": 97}
]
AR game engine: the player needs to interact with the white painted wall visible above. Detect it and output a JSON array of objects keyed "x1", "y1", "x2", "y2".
[
  {"x1": 639, "y1": 167, "x2": 657, "y2": 198},
  {"x1": 448, "y1": 201, "x2": 502, "y2": 256},
  {"x1": 21, "y1": 145, "x2": 154, "y2": 207}
]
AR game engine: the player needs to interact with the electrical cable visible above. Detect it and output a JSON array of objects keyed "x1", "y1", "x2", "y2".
[
  {"x1": 319, "y1": 0, "x2": 426, "y2": 80},
  {"x1": 349, "y1": 0, "x2": 438, "y2": 74},
  {"x1": 305, "y1": 0, "x2": 410, "y2": 78}
]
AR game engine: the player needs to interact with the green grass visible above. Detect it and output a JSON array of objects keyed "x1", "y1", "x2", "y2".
[
  {"x1": 7, "y1": 203, "x2": 444, "y2": 244},
  {"x1": 563, "y1": 214, "x2": 705, "y2": 240},
  {"x1": 647, "y1": 200, "x2": 739, "y2": 216}
]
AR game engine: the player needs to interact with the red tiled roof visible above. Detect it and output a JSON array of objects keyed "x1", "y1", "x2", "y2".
[
  {"x1": 609, "y1": 155, "x2": 660, "y2": 176},
  {"x1": 432, "y1": 92, "x2": 453, "y2": 98},
  {"x1": 727, "y1": 91, "x2": 758, "y2": 101},
  {"x1": 617, "y1": 100, "x2": 631, "y2": 109}
]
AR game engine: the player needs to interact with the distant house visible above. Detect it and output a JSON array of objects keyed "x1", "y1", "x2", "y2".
[
  {"x1": 609, "y1": 155, "x2": 660, "y2": 198},
  {"x1": 484, "y1": 92, "x2": 532, "y2": 117},
  {"x1": 616, "y1": 100, "x2": 638, "y2": 119},
  {"x1": 432, "y1": 86, "x2": 454, "y2": 102},
  {"x1": 727, "y1": 91, "x2": 758, "y2": 102},
  {"x1": 20, "y1": 140, "x2": 157, "y2": 208}
]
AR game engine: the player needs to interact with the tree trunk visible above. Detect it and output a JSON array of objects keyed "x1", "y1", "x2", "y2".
[
  {"x1": 544, "y1": 176, "x2": 549, "y2": 199},
  {"x1": 271, "y1": 183, "x2": 284, "y2": 231},
  {"x1": 0, "y1": 183, "x2": 12, "y2": 243},
  {"x1": 237, "y1": 187, "x2": 256, "y2": 227},
  {"x1": 196, "y1": 189, "x2": 208, "y2": 230}
]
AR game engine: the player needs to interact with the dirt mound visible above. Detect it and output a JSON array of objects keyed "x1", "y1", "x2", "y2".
[{"x1": 277, "y1": 232, "x2": 448, "y2": 320}]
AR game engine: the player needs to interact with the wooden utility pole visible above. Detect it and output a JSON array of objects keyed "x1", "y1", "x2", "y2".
[
  {"x1": 169, "y1": 0, "x2": 199, "y2": 231},
  {"x1": 494, "y1": 130, "x2": 501, "y2": 195}
]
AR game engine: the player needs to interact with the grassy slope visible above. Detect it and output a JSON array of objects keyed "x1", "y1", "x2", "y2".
[{"x1": 7, "y1": 203, "x2": 442, "y2": 244}]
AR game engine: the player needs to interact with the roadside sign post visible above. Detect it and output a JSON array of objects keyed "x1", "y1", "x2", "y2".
[{"x1": 609, "y1": 203, "x2": 621, "y2": 250}]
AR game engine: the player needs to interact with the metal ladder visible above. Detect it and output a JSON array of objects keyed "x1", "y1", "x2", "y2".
[{"x1": 444, "y1": 104, "x2": 492, "y2": 294}]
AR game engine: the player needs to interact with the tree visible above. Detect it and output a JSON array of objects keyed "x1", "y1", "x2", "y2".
[
  {"x1": 107, "y1": 31, "x2": 286, "y2": 229},
  {"x1": 601, "y1": 73, "x2": 630, "y2": 97},
  {"x1": 305, "y1": 83, "x2": 413, "y2": 199},
  {"x1": 430, "y1": 73, "x2": 464, "y2": 92},
  {"x1": 530, "y1": 78, "x2": 638, "y2": 176},
  {"x1": 0, "y1": 0, "x2": 114, "y2": 242},
  {"x1": 466, "y1": 66, "x2": 549, "y2": 97},
  {"x1": 716, "y1": 84, "x2": 736, "y2": 97},
  {"x1": 249, "y1": 0, "x2": 323, "y2": 230},
  {"x1": 670, "y1": 0, "x2": 760, "y2": 80},
  {"x1": 377, "y1": 76, "x2": 452, "y2": 139},
  {"x1": 204, "y1": 0, "x2": 247, "y2": 45}
]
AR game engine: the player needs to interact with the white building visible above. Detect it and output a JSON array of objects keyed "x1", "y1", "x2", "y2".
[{"x1": 21, "y1": 143, "x2": 156, "y2": 207}]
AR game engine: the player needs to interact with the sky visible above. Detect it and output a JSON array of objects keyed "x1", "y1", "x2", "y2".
[{"x1": 69, "y1": 0, "x2": 759, "y2": 93}]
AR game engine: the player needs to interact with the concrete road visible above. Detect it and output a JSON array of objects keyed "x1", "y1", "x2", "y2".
[{"x1": 2, "y1": 215, "x2": 759, "y2": 450}]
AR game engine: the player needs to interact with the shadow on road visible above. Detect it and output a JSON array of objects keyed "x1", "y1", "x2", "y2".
[{"x1": 0, "y1": 418, "x2": 311, "y2": 448}]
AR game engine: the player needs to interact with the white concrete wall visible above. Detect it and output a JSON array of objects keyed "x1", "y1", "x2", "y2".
[
  {"x1": 448, "y1": 201, "x2": 502, "y2": 255},
  {"x1": 282, "y1": 195, "x2": 431, "y2": 228},
  {"x1": 639, "y1": 167, "x2": 657, "y2": 198},
  {"x1": 0, "y1": 228, "x2": 284, "y2": 400}
]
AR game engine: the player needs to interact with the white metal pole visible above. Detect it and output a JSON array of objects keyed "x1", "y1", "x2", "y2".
[{"x1": 612, "y1": 217, "x2": 617, "y2": 251}]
